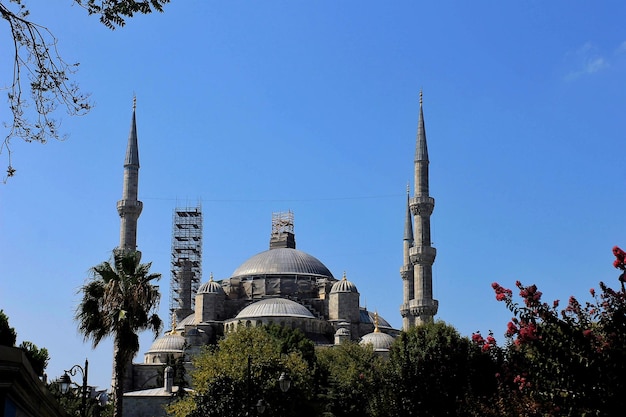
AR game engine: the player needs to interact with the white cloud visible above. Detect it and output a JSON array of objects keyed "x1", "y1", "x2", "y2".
[
  {"x1": 615, "y1": 41, "x2": 626, "y2": 55},
  {"x1": 564, "y1": 42, "x2": 609, "y2": 81}
]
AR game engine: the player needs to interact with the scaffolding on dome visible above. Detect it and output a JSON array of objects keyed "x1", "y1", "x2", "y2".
[
  {"x1": 270, "y1": 210, "x2": 296, "y2": 249},
  {"x1": 170, "y1": 206, "x2": 203, "y2": 319}
]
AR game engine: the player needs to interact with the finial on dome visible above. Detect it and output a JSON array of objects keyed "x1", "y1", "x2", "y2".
[
  {"x1": 342, "y1": 271, "x2": 347, "y2": 281},
  {"x1": 374, "y1": 311, "x2": 380, "y2": 333},
  {"x1": 209, "y1": 272, "x2": 214, "y2": 282},
  {"x1": 170, "y1": 314, "x2": 177, "y2": 334}
]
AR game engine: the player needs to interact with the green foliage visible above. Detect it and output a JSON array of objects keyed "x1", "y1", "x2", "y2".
[
  {"x1": 75, "y1": 249, "x2": 162, "y2": 417},
  {"x1": 382, "y1": 321, "x2": 500, "y2": 417},
  {"x1": 19, "y1": 341, "x2": 49, "y2": 377},
  {"x1": 168, "y1": 326, "x2": 315, "y2": 417},
  {"x1": 75, "y1": 0, "x2": 170, "y2": 29},
  {"x1": 0, "y1": 310, "x2": 51, "y2": 377},
  {"x1": 315, "y1": 342, "x2": 386, "y2": 417},
  {"x1": 263, "y1": 322, "x2": 316, "y2": 366},
  {"x1": 0, "y1": 309, "x2": 17, "y2": 346}
]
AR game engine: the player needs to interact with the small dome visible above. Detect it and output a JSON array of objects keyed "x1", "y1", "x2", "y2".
[
  {"x1": 231, "y1": 248, "x2": 334, "y2": 278},
  {"x1": 235, "y1": 298, "x2": 315, "y2": 319},
  {"x1": 145, "y1": 332, "x2": 185, "y2": 354},
  {"x1": 331, "y1": 272, "x2": 358, "y2": 293},
  {"x1": 334, "y1": 328, "x2": 350, "y2": 336},
  {"x1": 198, "y1": 274, "x2": 223, "y2": 294},
  {"x1": 360, "y1": 331, "x2": 395, "y2": 351}
]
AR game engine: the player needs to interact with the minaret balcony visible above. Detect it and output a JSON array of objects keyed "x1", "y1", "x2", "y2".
[
  {"x1": 409, "y1": 246, "x2": 436, "y2": 265},
  {"x1": 117, "y1": 199, "x2": 143, "y2": 217},
  {"x1": 400, "y1": 265, "x2": 413, "y2": 279},
  {"x1": 410, "y1": 196, "x2": 435, "y2": 216},
  {"x1": 409, "y1": 298, "x2": 439, "y2": 316}
]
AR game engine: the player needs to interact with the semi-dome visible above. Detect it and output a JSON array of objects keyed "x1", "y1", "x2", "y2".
[
  {"x1": 145, "y1": 331, "x2": 185, "y2": 354},
  {"x1": 231, "y1": 248, "x2": 334, "y2": 278},
  {"x1": 176, "y1": 313, "x2": 196, "y2": 331},
  {"x1": 361, "y1": 310, "x2": 392, "y2": 329},
  {"x1": 331, "y1": 273, "x2": 358, "y2": 293},
  {"x1": 235, "y1": 298, "x2": 315, "y2": 319}
]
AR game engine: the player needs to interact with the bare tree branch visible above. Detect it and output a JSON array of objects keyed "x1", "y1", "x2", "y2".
[{"x1": 0, "y1": 0, "x2": 169, "y2": 182}]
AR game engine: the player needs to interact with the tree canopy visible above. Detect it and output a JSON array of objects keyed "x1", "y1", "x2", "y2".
[
  {"x1": 75, "y1": 249, "x2": 162, "y2": 417},
  {"x1": 168, "y1": 326, "x2": 316, "y2": 417}
]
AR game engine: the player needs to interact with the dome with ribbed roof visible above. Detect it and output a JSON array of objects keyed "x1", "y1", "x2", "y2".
[
  {"x1": 198, "y1": 274, "x2": 223, "y2": 294},
  {"x1": 360, "y1": 331, "x2": 395, "y2": 351},
  {"x1": 145, "y1": 331, "x2": 185, "y2": 354},
  {"x1": 231, "y1": 248, "x2": 334, "y2": 278},
  {"x1": 330, "y1": 272, "x2": 358, "y2": 293},
  {"x1": 235, "y1": 298, "x2": 315, "y2": 319}
]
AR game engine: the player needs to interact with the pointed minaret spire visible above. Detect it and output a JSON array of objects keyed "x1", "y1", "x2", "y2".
[
  {"x1": 116, "y1": 96, "x2": 143, "y2": 252},
  {"x1": 403, "y1": 184, "x2": 414, "y2": 242},
  {"x1": 414, "y1": 89, "x2": 429, "y2": 196},
  {"x1": 401, "y1": 91, "x2": 438, "y2": 330}
]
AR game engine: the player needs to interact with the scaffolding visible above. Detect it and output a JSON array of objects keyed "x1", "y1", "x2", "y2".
[
  {"x1": 170, "y1": 206, "x2": 203, "y2": 318},
  {"x1": 270, "y1": 211, "x2": 296, "y2": 249}
]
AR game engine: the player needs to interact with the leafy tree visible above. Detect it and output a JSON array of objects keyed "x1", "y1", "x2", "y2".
[
  {"x1": 263, "y1": 322, "x2": 316, "y2": 366},
  {"x1": 0, "y1": 309, "x2": 17, "y2": 346},
  {"x1": 315, "y1": 341, "x2": 386, "y2": 417},
  {"x1": 0, "y1": 0, "x2": 169, "y2": 181},
  {"x1": 19, "y1": 340, "x2": 49, "y2": 377},
  {"x1": 381, "y1": 321, "x2": 500, "y2": 417},
  {"x1": 168, "y1": 326, "x2": 315, "y2": 417},
  {"x1": 0, "y1": 309, "x2": 50, "y2": 377},
  {"x1": 75, "y1": 249, "x2": 162, "y2": 417},
  {"x1": 490, "y1": 246, "x2": 626, "y2": 417}
]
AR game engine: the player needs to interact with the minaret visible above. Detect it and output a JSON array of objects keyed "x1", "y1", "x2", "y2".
[
  {"x1": 402, "y1": 91, "x2": 438, "y2": 329},
  {"x1": 116, "y1": 97, "x2": 143, "y2": 253},
  {"x1": 400, "y1": 185, "x2": 414, "y2": 330}
]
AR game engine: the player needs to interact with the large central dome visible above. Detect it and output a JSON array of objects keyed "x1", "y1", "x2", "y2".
[{"x1": 231, "y1": 248, "x2": 334, "y2": 278}]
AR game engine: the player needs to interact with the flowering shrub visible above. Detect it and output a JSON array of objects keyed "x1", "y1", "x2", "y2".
[{"x1": 490, "y1": 246, "x2": 626, "y2": 416}]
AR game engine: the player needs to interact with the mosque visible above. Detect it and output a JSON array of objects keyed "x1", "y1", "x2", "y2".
[{"x1": 116, "y1": 93, "x2": 439, "y2": 400}]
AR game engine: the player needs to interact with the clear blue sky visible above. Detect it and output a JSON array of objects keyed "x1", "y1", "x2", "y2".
[{"x1": 2, "y1": 1, "x2": 626, "y2": 391}]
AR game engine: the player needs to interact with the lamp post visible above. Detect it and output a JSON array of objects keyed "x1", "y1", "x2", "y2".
[{"x1": 59, "y1": 359, "x2": 88, "y2": 417}]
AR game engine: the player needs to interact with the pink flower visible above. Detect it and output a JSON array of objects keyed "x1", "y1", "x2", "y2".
[
  {"x1": 505, "y1": 321, "x2": 518, "y2": 337},
  {"x1": 472, "y1": 332, "x2": 484, "y2": 345}
]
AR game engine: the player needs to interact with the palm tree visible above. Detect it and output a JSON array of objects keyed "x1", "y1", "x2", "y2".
[{"x1": 75, "y1": 249, "x2": 163, "y2": 417}]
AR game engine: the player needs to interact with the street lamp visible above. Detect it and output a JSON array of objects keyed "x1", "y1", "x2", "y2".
[
  {"x1": 256, "y1": 399, "x2": 267, "y2": 415},
  {"x1": 278, "y1": 372, "x2": 291, "y2": 393},
  {"x1": 59, "y1": 359, "x2": 88, "y2": 417},
  {"x1": 246, "y1": 357, "x2": 291, "y2": 416}
]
